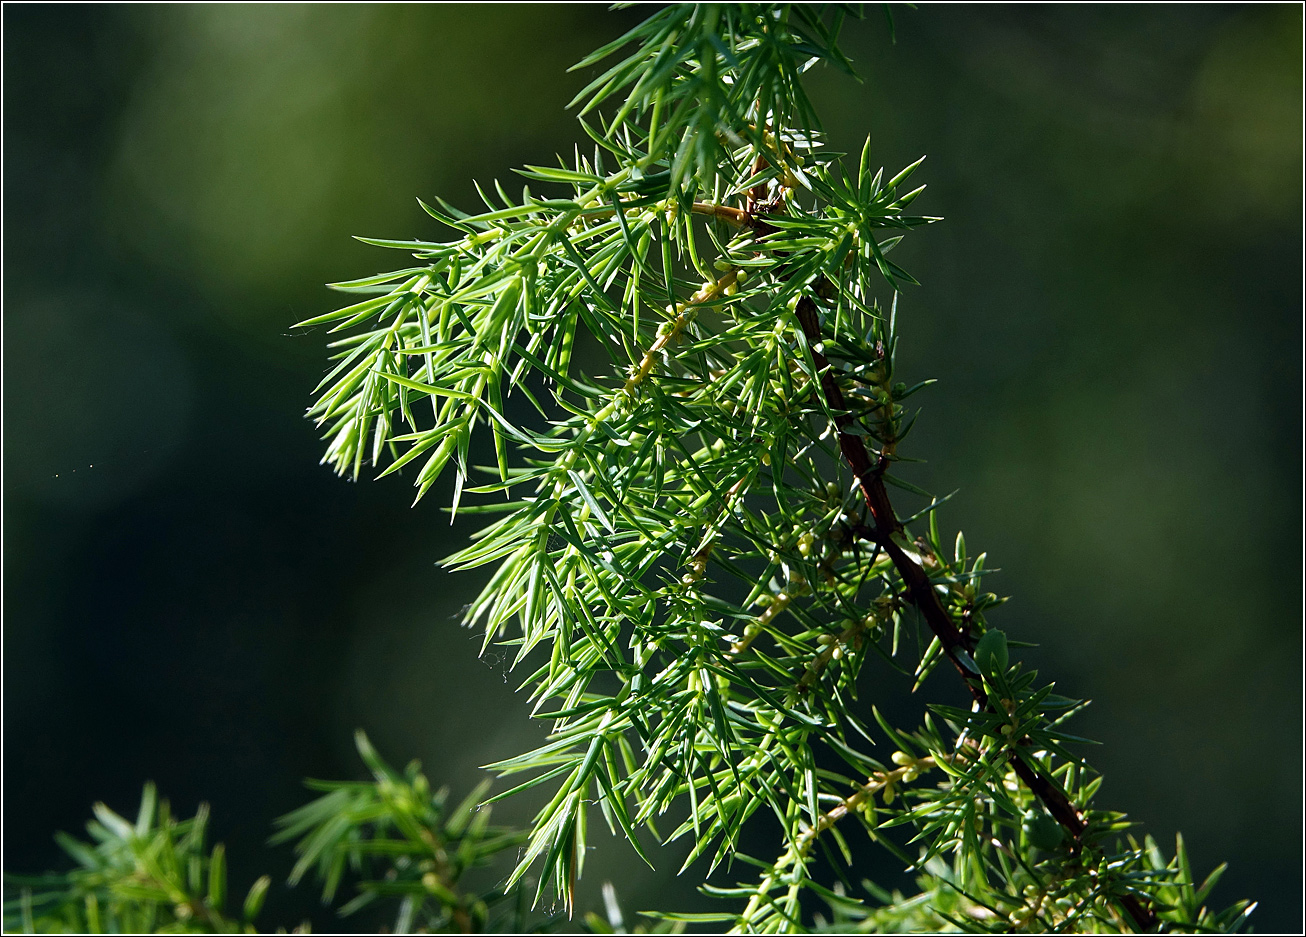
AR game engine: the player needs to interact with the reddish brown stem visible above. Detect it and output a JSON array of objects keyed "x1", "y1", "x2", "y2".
[
  {"x1": 791, "y1": 292, "x2": 1157, "y2": 933},
  {"x1": 700, "y1": 192, "x2": 1155, "y2": 929}
]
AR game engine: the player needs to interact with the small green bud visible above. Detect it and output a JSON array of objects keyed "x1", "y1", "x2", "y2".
[
  {"x1": 1023, "y1": 813, "x2": 1065, "y2": 851},
  {"x1": 973, "y1": 628, "x2": 1009, "y2": 676}
]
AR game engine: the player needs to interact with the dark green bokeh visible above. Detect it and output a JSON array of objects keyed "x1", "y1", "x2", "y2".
[{"x1": 4, "y1": 4, "x2": 1300, "y2": 931}]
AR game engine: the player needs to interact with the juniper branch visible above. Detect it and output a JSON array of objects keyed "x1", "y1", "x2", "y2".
[{"x1": 289, "y1": 5, "x2": 1250, "y2": 933}]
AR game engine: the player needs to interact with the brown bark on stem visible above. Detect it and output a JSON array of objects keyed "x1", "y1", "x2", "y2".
[
  {"x1": 791, "y1": 291, "x2": 1157, "y2": 933},
  {"x1": 698, "y1": 196, "x2": 1155, "y2": 930}
]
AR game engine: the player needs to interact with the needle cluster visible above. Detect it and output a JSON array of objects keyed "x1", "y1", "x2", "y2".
[{"x1": 290, "y1": 5, "x2": 1253, "y2": 933}]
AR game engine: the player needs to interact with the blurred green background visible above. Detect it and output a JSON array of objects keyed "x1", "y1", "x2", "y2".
[{"x1": 4, "y1": 4, "x2": 1300, "y2": 931}]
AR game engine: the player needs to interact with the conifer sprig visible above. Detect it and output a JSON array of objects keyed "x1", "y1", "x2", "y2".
[
  {"x1": 3, "y1": 784, "x2": 271, "y2": 934},
  {"x1": 292, "y1": 4, "x2": 1252, "y2": 932},
  {"x1": 270, "y1": 731, "x2": 532, "y2": 933},
  {"x1": 5, "y1": 735, "x2": 672, "y2": 934}
]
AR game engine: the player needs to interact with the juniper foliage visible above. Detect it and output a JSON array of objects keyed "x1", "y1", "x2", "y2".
[
  {"x1": 287, "y1": 4, "x2": 1255, "y2": 933},
  {"x1": 4, "y1": 734, "x2": 662, "y2": 934},
  {"x1": 268, "y1": 731, "x2": 533, "y2": 933},
  {"x1": 3, "y1": 783, "x2": 272, "y2": 934},
  {"x1": 5, "y1": 5, "x2": 1256, "y2": 935}
]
